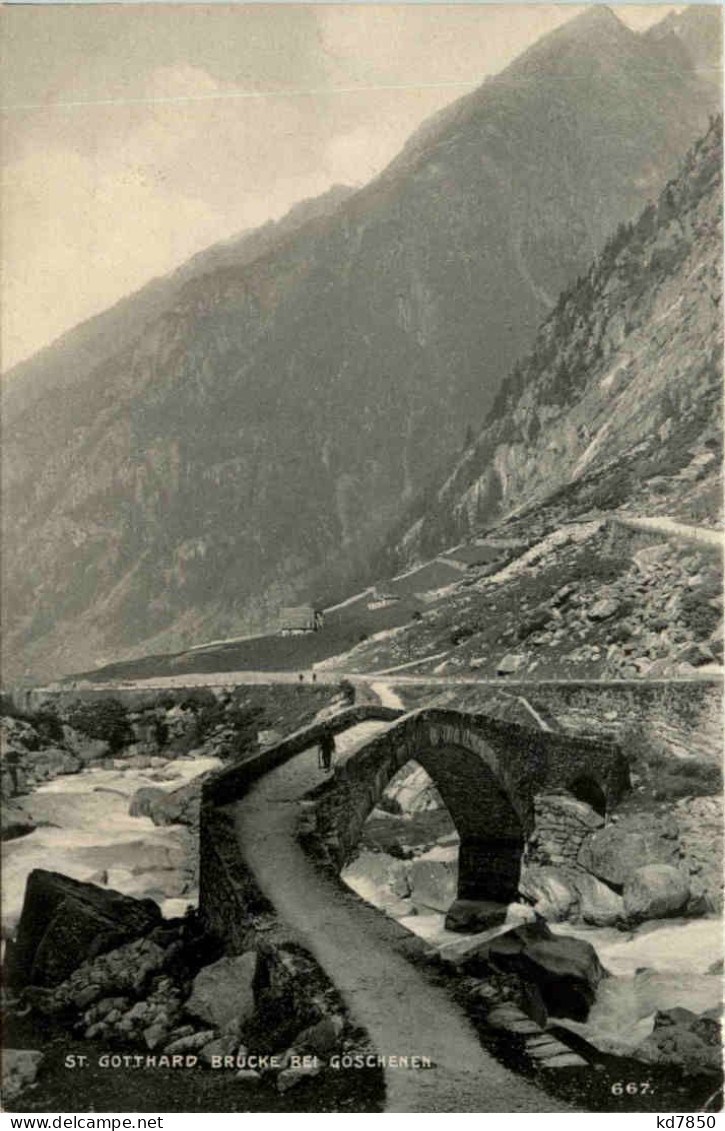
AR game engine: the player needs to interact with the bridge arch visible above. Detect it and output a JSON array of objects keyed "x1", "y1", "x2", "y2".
[{"x1": 308, "y1": 708, "x2": 629, "y2": 909}]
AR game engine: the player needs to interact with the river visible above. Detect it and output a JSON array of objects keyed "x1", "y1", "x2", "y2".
[
  {"x1": 343, "y1": 852, "x2": 723, "y2": 1058},
  {"x1": 2, "y1": 753, "x2": 220, "y2": 938}
]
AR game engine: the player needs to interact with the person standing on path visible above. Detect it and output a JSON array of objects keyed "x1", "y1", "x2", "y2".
[{"x1": 318, "y1": 728, "x2": 336, "y2": 772}]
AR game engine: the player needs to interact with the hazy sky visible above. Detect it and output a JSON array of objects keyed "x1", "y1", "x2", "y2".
[{"x1": 2, "y1": 3, "x2": 683, "y2": 370}]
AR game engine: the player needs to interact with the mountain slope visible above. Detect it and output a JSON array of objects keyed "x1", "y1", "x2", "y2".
[
  {"x1": 3, "y1": 6, "x2": 720, "y2": 681},
  {"x1": 383, "y1": 115, "x2": 723, "y2": 569},
  {"x1": 2, "y1": 184, "x2": 355, "y2": 426},
  {"x1": 330, "y1": 117, "x2": 723, "y2": 681}
]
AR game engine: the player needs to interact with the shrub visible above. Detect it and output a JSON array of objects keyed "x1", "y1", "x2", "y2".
[
  {"x1": 339, "y1": 679, "x2": 356, "y2": 705},
  {"x1": 66, "y1": 698, "x2": 132, "y2": 753},
  {"x1": 655, "y1": 760, "x2": 723, "y2": 801},
  {"x1": 621, "y1": 722, "x2": 722, "y2": 799},
  {"x1": 608, "y1": 619, "x2": 634, "y2": 644},
  {"x1": 515, "y1": 608, "x2": 550, "y2": 643},
  {"x1": 679, "y1": 586, "x2": 722, "y2": 640}
]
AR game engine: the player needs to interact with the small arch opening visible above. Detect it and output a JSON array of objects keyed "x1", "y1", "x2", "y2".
[
  {"x1": 567, "y1": 775, "x2": 607, "y2": 818},
  {"x1": 341, "y1": 758, "x2": 460, "y2": 932}
]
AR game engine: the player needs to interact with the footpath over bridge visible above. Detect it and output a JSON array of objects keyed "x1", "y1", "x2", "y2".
[
  {"x1": 200, "y1": 706, "x2": 626, "y2": 1111},
  {"x1": 204, "y1": 704, "x2": 628, "y2": 908}
]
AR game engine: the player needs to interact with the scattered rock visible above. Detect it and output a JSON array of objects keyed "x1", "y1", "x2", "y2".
[
  {"x1": 519, "y1": 867, "x2": 578, "y2": 922},
  {"x1": 2, "y1": 1050, "x2": 44, "y2": 1100},
  {"x1": 147, "y1": 780, "x2": 203, "y2": 829},
  {"x1": 277, "y1": 1063, "x2": 321, "y2": 1092},
  {"x1": 72, "y1": 984, "x2": 102, "y2": 1010},
  {"x1": 200, "y1": 1036, "x2": 239, "y2": 1066},
  {"x1": 235, "y1": 1069, "x2": 262, "y2": 1086},
  {"x1": 445, "y1": 899, "x2": 508, "y2": 933},
  {"x1": 573, "y1": 872, "x2": 624, "y2": 927},
  {"x1": 497, "y1": 653, "x2": 525, "y2": 676},
  {"x1": 408, "y1": 858, "x2": 457, "y2": 912},
  {"x1": 184, "y1": 953, "x2": 257, "y2": 1030},
  {"x1": 292, "y1": 1014, "x2": 344, "y2": 1056},
  {"x1": 588, "y1": 598, "x2": 620, "y2": 621},
  {"x1": 164, "y1": 1030, "x2": 217, "y2": 1055},
  {"x1": 144, "y1": 1023, "x2": 169, "y2": 1051},
  {"x1": 636, "y1": 1007, "x2": 722, "y2": 1075}
]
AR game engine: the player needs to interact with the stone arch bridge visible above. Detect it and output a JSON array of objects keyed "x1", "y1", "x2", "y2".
[
  {"x1": 202, "y1": 704, "x2": 629, "y2": 918},
  {"x1": 304, "y1": 708, "x2": 629, "y2": 904}
]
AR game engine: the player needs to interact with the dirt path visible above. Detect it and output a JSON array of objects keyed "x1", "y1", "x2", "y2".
[
  {"x1": 369, "y1": 682, "x2": 406, "y2": 710},
  {"x1": 233, "y1": 725, "x2": 571, "y2": 1113},
  {"x1": 613, "y1": 515, "x2": 723, "y2": 552}
]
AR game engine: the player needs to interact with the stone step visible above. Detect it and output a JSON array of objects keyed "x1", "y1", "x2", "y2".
[
  {"x1": 525, "y1": 1034, "x2": 559, "y2": 1048},
  {"x1": 539, "y1": 1052, "x2": 589, "y2": 1068},
  {"x1": 487, "y1": 1006, "x2": 543, "y2": 1035},
  {"x1": 506, "y1": 1019, "x2": 544, "y2": 1035},
  {"x1": 527, "y1": 1040, "x2": 574, "y2": 1060}
]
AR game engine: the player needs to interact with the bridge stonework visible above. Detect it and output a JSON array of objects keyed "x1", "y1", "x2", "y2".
[{"x1": 307, "y1": 708, "x2": 629, "y2": 905}]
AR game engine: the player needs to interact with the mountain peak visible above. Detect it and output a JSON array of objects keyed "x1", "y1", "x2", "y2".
[
  {"x1": 503, "y1": 4, "x2": 635, "y2": 80},
  {"x1": 567, "y1": 5, "x2": 624, "y2": 32}
]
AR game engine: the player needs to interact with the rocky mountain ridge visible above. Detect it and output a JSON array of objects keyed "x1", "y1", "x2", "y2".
[{"x1": 382, "y1": 115, "x2": 723, "y2": 569}]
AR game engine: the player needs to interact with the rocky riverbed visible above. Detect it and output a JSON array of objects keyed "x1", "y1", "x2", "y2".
[
  {"x1": 2, "y1": 752, "x2": 221, "y2": 938},
  {"x1": 1, "y1": 690, "x2": 385, "y2": 1112},
  {"x1": 341, "y1": 760, "x2": 724, "y2": 1081}
]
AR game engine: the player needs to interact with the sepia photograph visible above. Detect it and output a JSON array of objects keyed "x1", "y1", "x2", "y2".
[{"x1": 1, "y1": 0, "x2": 723, "y2": 1116}]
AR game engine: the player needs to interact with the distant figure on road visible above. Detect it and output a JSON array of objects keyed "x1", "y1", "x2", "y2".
[
  {"x1": 298, "y1": 673, "x2": 304, "y2": 682},
  {"x1": 312, "y1": 672, "x2": 317, "y2": 683},
  {"x1": 318, "y1": 728, "x2": 336, "y2": 772}
]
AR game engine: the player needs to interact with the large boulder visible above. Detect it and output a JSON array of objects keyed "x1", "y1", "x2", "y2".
[
  {"x1": 478, "y1": 920, "x2": 605, "y2": 1021},
  {"x1": 445, "y1": 899, "x2": 508, "y2": 933},
  {"x1": 623, "y1": 864, "x2": 690, "y2": 923},
  {"x1": 148, "y1": 780, "x2": 202, "y2": 829},
  {"x1": 7, "y1": 870, "x2": 162, "y2": 988},
  {"x1": 1, "y1": 716, "x2": 41, "y2": 753},
  {"x1": 578, "y1": 813, "x2": 679, "y2": 887},
  {"x1": 184, "y1": 953, "x2": 257, "y2": 1030},
  {"x1": 62, "y1": 726, "x2": 110, "y2": 764},
  {"x1": 1, "y1": 801, "x2": 36, "y2": 841},
  {"x1": 519, "y1": 866, "x2": 578, "y2": 922},
  {"x1": 519, "y1": 866, "x2": 623, "y2": 926},
  {"x1": 408, "y1": 857, "x2": 457, "y2": 912},
  {"x1": 573, "y1": 872, "x2": 624, "y2": 927}
]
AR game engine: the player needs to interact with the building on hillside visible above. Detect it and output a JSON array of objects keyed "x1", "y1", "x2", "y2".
[{"x1": 278, "y1": 606, "x2": 324, "y2": 635}]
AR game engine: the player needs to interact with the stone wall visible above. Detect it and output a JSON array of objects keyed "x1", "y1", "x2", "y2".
[
  {"x1": 527, "y1": 794, "x2": 604, "y2": 870},
  {"x1": 203, "y1": 705, "x2": 402, "y2": 807},
  {"x1": 199, "y1": 704, "x2": 402, "y2": 948}
]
